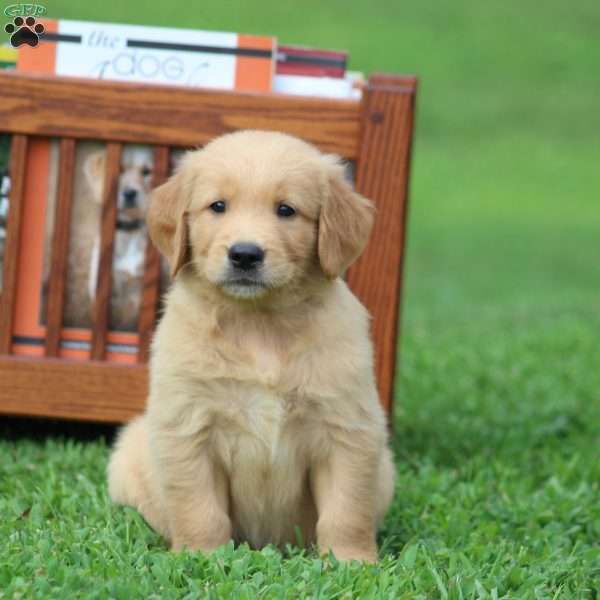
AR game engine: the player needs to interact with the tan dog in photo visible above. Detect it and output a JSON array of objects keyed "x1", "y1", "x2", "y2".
[
  {"x1": 43, "y1": 141, "x2": 103, "y2": 328},
  {"x1": 107, "y1": 130, "x2": 395, "y2": 562},
  {"x1": 87, "y1": 144, "x2": 154, "y2": 331},
  {"x1": 43, "y1": 143, "x2": 156, "y2": 330}
]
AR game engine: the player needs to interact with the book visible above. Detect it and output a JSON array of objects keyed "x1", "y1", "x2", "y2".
[
  {"x1": 276, "y1": 45, "x2": 346, "y2": 78},
  {"x1": 273, "y1": 73, "x2": 356, "y2": 99},
  {"x1": 274, "y1": 45, "x2": 364, "y2": 99},
  {"x1": 17, "y1": 19, "x2": 275, "y2": 92}
]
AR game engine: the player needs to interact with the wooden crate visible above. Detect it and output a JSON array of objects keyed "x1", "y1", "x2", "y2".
[{"x1": 0, "y1": 70, "x2": 417, "y2": 424}]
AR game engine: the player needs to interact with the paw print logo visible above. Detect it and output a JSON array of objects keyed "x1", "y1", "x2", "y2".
[{"x1": 5, "y1": 16, "x2": 45, "y2": 48}]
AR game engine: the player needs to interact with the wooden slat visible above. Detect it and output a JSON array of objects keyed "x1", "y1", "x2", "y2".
[
  {"x1": 45, "y1": 138, "x2": 76, "y2": 356},
  {"x1": 137, "y1": 146, "x2": 170, "y2": 363},
  {"x1": 347, "y1": 76, "x2": 417, "y2": 419},
  {"x1": 0, "y1": 134, "x2": 27, "y2": 354},
  {"x1": 0, "y1": 71, "x2": 361, "y2": 158},
  {"x1": 90, "y1": 143, "x2": 122, "y2": 360},
  {"x1": 0, "y1": 356, "x2": 147, "y2": 422}
]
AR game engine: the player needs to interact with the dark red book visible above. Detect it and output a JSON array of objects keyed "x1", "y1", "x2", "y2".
[{"x1": 276, "y1": 45, "x2": 347, "y2": 78}]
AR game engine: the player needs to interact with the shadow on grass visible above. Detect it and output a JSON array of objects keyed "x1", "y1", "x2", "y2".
[{"x1": 0, "y1": 415, "x2": 117, "y2": 444}]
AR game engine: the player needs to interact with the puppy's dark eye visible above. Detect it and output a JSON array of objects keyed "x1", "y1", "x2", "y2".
[
  {"x1": 209, "y1": 200, "x2": 227, "y2": 213},
  {"x1": 141, "y1": 166, "x2": 152, "y2": 177},
  {"x1": 276, "y1": 203, "x2": 295, "y2": 218}
]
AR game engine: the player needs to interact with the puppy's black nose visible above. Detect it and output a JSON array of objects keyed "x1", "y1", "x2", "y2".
[
  {"x1": 123, "y1": 188, "x2": 138, "y2": 208},
  {"x1": 228, "y1": 242, "x2": 265, "y2": 271}
]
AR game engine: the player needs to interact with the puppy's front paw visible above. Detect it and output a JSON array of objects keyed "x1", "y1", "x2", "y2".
[
  {"x1": 170, "y1": 537, "x2": 229, "y2": 554},
  {"x1": 168, "y1": 509, "x2": 232, "y2": 553},
  {"x1": 327, "y1": 545, "x2": 378, "y2": 563}
]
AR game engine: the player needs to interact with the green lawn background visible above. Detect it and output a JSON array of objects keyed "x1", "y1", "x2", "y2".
[{"x1": 1, "y1": 1, "x2": 599, "y2": 597}]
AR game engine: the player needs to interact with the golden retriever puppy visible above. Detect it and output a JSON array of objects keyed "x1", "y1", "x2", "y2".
[{"x1": 107, "y1": 130, "x2": 395, "y2": 562}]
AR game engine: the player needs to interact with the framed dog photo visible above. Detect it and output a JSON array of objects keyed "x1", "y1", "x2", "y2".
[
  {"x1": 0, "y1": 50, "x2": 16, "y2": 290},
  {"x1": 10, "y1": 138, "x2": 172, "y2": 363},
  {"x1": 0, "y1": 134, "x2": 10, "y2": 291}
]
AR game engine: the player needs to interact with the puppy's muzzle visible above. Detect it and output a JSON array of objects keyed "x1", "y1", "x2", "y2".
[{"x1": 228, "y1": 242, "x2": 265, "y2": 272}]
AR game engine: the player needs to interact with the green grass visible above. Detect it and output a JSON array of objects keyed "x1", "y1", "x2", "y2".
[{"x1": 1, "y1": 1, "x2": 599, "y2": 597}]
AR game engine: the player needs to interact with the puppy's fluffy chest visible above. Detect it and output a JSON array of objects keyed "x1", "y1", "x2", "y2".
[
  {"x1": 200, "y1": 312, "x2": 309, "y2": 389},
  {"x1": 209, "y1": 335, "x2": 310, "y2": 446},
  {"x1": 155, "y1": 286, "x2": 362, "y2": 433},
  {"x1": 211, "y1": 380, "x2": 314, "y2": 547},
  {"x1": 216, "y1": 382, "x2": 299, "y2": 462},
  {"x1": 180, "y1": 324, "x2": 318, "y2": 470}
]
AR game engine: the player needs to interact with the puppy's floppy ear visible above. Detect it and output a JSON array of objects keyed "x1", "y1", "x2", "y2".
[
  {"x1": 84, "y1": 150, "x2": 106, "y2": 202},
  {"x1": 318, "y1": 159, "x2": 375, "y2": 279},
  {"x1": 85, "y1": 150, "x2": 105, "y2": 182},
  {"x1": 147, "y1": 171, "x2": 190, "y2": 278}
]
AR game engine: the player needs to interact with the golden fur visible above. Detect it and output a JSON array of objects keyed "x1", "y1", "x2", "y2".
[{"x1": 107, "y1": 130, "x2": 395, "y2": 562}]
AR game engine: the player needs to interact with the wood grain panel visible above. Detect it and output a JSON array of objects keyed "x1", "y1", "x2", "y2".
[
  {"x1": 0, "y1": 71, "x2": 418, "y2": 424},
  {"x1": 347, "y1": 77, "x2": 417, "y2": 418},
  {"x1": 137, "y1": 146, "x2": 169, "y2": 363},
  {"x1": 90, "y1": 143, "x2": 121, "y2": 360},
  {"x1": 0, "y1": 134, "x2": 28, "y2": 354},
  {"x1": 368, "y1": 73, "x2": 418, "y2": 91},
  {"x1": 0, "y1": 71, "x2": 361, "y2": 157},
  {"x1": 0, "y1": 356, "x2": 147, "y2": 422},
  {"x1": 45, "y1": 138, "x2": 76, "y2": 356}
]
